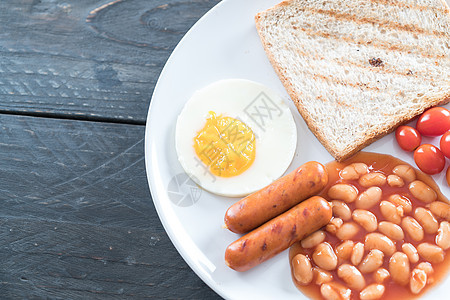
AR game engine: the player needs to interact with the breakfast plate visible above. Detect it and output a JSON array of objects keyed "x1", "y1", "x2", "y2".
[{"x1": 144, "y1": 0, "x2": 450, "y2": 299}]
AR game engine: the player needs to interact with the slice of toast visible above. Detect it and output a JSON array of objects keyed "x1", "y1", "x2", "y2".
[{"x1": 255, "y1": 0, "x2": 450, "y2": 161}]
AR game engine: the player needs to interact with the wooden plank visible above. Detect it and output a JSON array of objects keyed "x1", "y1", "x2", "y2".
[
  {"x1": 0, "y1": 0, "x2": 220, "y2": 123},
  {"x1": 1, "y1": 218, "x2": 218, "y2": 299},
  {"x1": 0, "y1": 114, "x2": 219, "y2": 298},
  {"x1": 0, "y1": 114, "x2": 148, "y2": 227}
]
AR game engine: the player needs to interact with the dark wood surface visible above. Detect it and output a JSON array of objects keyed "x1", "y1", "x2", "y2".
[{"x1": 0, "y1": 0, "x2": 222, "y2": 299}]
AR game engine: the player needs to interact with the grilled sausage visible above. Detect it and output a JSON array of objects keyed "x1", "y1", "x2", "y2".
[
  {"x1": 225, "y1": 161, "x2": 328, "y2": 234},
  {"x1": 225, "y1": 196, "x2": 332, "y2": 272}
]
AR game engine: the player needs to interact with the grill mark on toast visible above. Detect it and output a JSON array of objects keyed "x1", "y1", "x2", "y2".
[
  {"x1": 279, "y1": 61, "x2": 436, "y2": 99},
  {"x1": 266, "y1": 0, "x2": 450, "y2": 15},
  {"x1": 312, "y1": 8, "x2": 448, "y2": 38},
  {"x1": 369, "y1": 0, "x2": 449, "y2": 14},
  {"x1": 291, "y1": 45, "x2": 428, "y2": 78},
  {"x1": 309, "y1": 72, "x2": 435, "y2": 99},
  {"x1": 342, "y1": 58, "x2": 425, "y2": 78},
  {"x1": 310, "y1": 73, "x2": 385, "y2": 94},
  {"x1": 292, "y1": 25, "x2": 446, "y2": 60}
]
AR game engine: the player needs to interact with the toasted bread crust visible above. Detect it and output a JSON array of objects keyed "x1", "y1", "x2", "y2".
[{"x1": 255, "y1": 0, "x2": 450, "y2": 161}]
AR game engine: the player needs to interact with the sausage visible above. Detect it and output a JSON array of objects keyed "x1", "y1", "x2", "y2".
[
  {"x1": 224, "y1": 161, "x2": 328, "y2": 234},
  {"x1": 225, "y1": 196, "x2": 332, "y2": 272}
]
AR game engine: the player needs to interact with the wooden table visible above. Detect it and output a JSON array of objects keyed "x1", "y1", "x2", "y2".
[{"x1": 0, "y1": 0, "x2": 221, "y2": 298}]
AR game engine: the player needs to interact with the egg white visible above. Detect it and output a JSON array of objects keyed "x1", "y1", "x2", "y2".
[{"x1": 175, "y1": 79, "x2": 297, "y2": 197}]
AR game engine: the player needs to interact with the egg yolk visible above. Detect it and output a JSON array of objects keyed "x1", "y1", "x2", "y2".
[{"x1": 194, "y1": 112, "x2": 256, "y2": 177}]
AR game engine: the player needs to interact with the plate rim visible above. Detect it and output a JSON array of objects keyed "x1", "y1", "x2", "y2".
[{"x1": 144, "y1": 1, "x2": 231, "y2": 299}]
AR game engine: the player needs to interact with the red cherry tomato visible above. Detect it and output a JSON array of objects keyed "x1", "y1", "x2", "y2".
[
  {"x1": 395, "y1": 125, "x2": 422, "y2": 152},
  {"x1": 440, "y1": 131, "x2": 450, "y2": 158},
  {"x1": 414, "y1": 144, "x2": 445, "y2": 175},
  {"x1": 416, "y1": 107, "x2": 450, "y2": 136}
]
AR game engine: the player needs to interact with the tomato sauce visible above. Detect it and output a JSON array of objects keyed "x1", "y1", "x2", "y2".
[{"x1": 289, "y1": 152, "x2": 449, "y2": 299}]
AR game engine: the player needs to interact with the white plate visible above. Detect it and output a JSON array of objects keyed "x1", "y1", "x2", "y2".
[{"x1": 144, "y1": 0, "x2": 450, "y2": 299}]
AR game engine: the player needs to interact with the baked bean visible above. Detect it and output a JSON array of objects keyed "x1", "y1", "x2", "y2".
[
  {"x1": 364, "y1": 233, "x2": 395, "y2": 256},
  {"x1": 389, "y1": 252, "x2": 410, "y2": 286},
  {"x1": 416, "y1": 262, "x2": 433, "y2": 275},
  {"x1": 335, "y1": 240, "x2": 354, "y2": 263},
  {"x1": 328, "y1": 184, "x2": 358, "y2": 203},
  {"x1": 360, "y1": 284, "x2": 385, "y2": 300},
  {"x1": 301, "y1": 230, "x2": 326, "y2": 249},
  {"x1": 326, "y1": 218, "x2": 343, "y2": 235},
  {"x1": 359, "y1": 172, "x2": 387, "y2": 187},
  {"x1": 436, "y1": 221, "x2": 450, "y2": 250},
  {"x1": 380, "y1": 201, "x2": 403, "y2": 225},
  {"x1": 392, "y1": 164, "x2": 416, "y2": 182},
  {"x1": 417, "y1": 243, "x2": 445, "y2": 263},
  {"x1": 352, "y1": 209, "x2": 377, "y2": 232},
  {"x1": 410, "y1": 268, "x2": 427, "y2": 294},
  {"x1": 378, "y1": 221, "x2": 404, "y2": 241},
  {"x1": 416, "y1": 262, "x2": 434, "y2": 284},
  {"x1": 388, "y1": 194, "x2": 412, "y2": 213},
  {"x1": 359, "y1": 249, "x2": 384, "y2": 274},
  {"x1": 340, "y1": 167, "x2": 359, "y2": 181},
  {"x1": 331, "y1": 200, "x2": 352, "y2": 221},
  {"x1": 320, "y1": 282, "x2": 351, "y2": 300},
  {"x1": 336, "y1": 222, "x2": 360, "y2": 240},
  {"x1": 313, "y1": 242, "x2": 338, "y2": 271},
  {"x1": 401, "y1": 243, "x2": 419, "y2": 263},
  {"x1": 337, "y1": 264, "x2": 366, "y2": 291},
  {"x1": 351, "y1": 242, "x2": 364, "y2": 266},
  {"x1": 313, "y1": 267, "x2": 333, "y2": 285},
  {"x1": 401, "y1": 217, "x2": 424, "y2": 241},
  {"x1": 387, "y1": 175, "x2": 404, "y2": 187},
  {"x1": 340, "y1": 163, "x2": 369, "y2": 180},
  {"x1": 374, "y1": 268, "x2": 390, "y2": 283},
  {"x1": 408, "y1": 180, "x2": 437, "y2": 203},
  {"x1": 292, "y1": 254, "x2": 313, "y2": 285},
  {"x1": 414, "y1": 207, "x2": 439, "y2": 234},
  {"x1": 428, "y1": 201, "x2": 450, "y2": 221},
  {"x1": 355, "y1": 187, "x2": 382, "y2": 209}
]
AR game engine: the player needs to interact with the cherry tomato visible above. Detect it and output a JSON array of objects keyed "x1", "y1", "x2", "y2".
[
  {"x1": 414, "y1": 144, "x2": 445, "y2": 175},
  {"x1": 416, "y1": 107, "x2": 450, "y2": 136},
  {"x1": 440, "y1": 131, "x2": 450, "y2": 158},
  {"x1": 395, "y1": 125, "x2": 421, "y2": 152}
]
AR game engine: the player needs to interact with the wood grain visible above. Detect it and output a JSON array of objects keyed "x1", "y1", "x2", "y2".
[
  {"x1": 0, "y1": 114, "x2": 219, "y2": 299},
  {"x1": 0, "y1": 0, "x2": 222, "y2": 298},
  {"x1": 0, "y1": 0, "x2": 220, "y2": 123},
  {"x1": 0, "y1": 114, "x2": 148, "y2": 226}
]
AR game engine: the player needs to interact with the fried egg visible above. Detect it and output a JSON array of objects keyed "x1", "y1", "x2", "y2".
[{"x1": 175, "y1": 79, "x2": 297, "y2": 197}]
